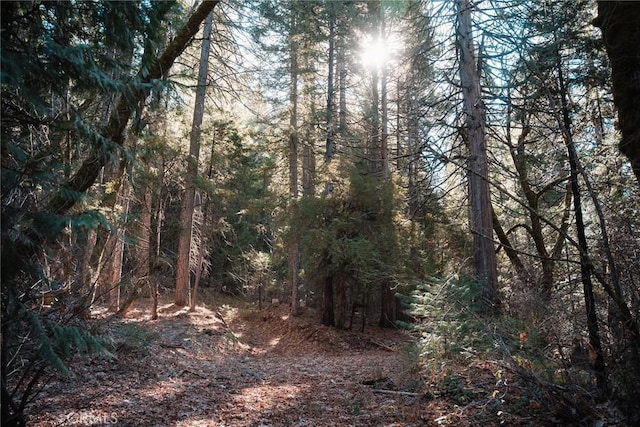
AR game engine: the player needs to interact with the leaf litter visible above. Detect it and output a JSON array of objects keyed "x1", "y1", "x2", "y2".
[{"x1": 26, "y1": 295, "x2": 627, "y2": 426}]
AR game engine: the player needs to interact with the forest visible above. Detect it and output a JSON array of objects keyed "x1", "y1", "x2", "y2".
[{"x1": 1, "y1": 0, "x2": 639, "y2": 425}]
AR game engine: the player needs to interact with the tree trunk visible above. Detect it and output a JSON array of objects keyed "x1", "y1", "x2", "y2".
[
  {"x1": 175, "y1": 11, "x2": 215, "y2": 306},
  {"x1": 151, "y1": 196, "x2": 165, "y2": 321},
  {"x1": 80, "y1": 228, "x2": 97, "y2": 290},
  {"x1": 380, "y1": 7, "x2": 389, "y2": 180},
  {"x1": 190, "y1": 203, "x2": 205, "y2": 312},
  {"x1": 191, "y1": 124, "x2": 220, "y2": 312},
  {"x1": 338, "y1": 29, "x2": 347, "y2": 134},
  {"x1": 456, "y1": 0, "x2": 499, "y2": 315},
  {"x1": 556, "y1": 46, "x2": 608, "y2": 398},
  {"x1": 593, "y1": 2, "x2": 640, "y2": 183},
  {"x1": 407, "y1": 98, "x2": 419, "y2": 217},
  {"x1": 107, "y1": 178, "x2": 130, "y2": 312},
  {"x1": 396, "y1": 78, "x2": 402, "y2": 172},
  {"x1": 335, "y1": 271, "x2": 347, "y2": 329},
  {"x1": 288, "y1": 9, "x2": 300, "y2": 316},
  {"x1": 379, "y1": 282, "x2": 395, "y2": 328},
  {"x1": 94, "y1": 160, "x2": 127, "y2": 308},
  {"x1": 370, "y1": 71, "x2": 381, "y2": 175},
  {"x1": 134, "y1": 176, "x2": 152, "y2": 315},
  {"x1": 325, "y1": 5, "x2": 336, "y2": 164},
  {"x1": 367, "y1": 1, "x2": 381, "y2": 175},
  {"x1": 136, "y1": 183, "x2": 152, "y2": 282},
  {"x1": 302, "y1": 144, "x2": 315, "y2": 198},
  {"x1": 322, "y1": 273, "x2": 335, "y2": 327},
  {"x1": 302, "y1": 44, "x2": 317, "y2": 198}
]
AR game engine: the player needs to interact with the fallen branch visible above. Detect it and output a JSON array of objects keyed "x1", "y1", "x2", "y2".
[
  {"x1": 369, "y1": 340, "x2": 397, "y2": 352},
  {"x1": 180, "y1": 369, "x2": 206, "y2": 379},
  {"x1": 159, "y1": 342, "x2": 185, "y2": 349},
  {"x1": 371, "y1": 389, "x2": 423, "y2": 397}
]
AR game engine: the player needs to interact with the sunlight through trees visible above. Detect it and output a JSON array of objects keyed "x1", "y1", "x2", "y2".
[{"x1": 2, "y1": 0, "x2": 639, "y2": 425}]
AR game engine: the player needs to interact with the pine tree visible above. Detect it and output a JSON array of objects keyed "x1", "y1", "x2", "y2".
[{"x1": 175, "y1": 10, "x2": 216, "y2": 307}]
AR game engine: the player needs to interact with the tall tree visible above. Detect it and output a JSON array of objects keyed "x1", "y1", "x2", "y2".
[
  {"x1": 456, "y1": 0, "x2": 499, "y2": 314},
  {"x1": 555, "y1": 39, "x2": 608, "y2": 397},
  {"x1": 288, "y1": 3, "x2": 301, "y2": 316},
  {"x1": 175, "y1": 10, "x2": 216, "y2": 306}
]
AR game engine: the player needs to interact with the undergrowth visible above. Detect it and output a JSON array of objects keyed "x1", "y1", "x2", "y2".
[{"x1": 397, "y1": 274, "x2": 618, "y2": 425}]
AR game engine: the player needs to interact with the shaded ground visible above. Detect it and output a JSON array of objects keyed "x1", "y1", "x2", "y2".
[
  {"x1": 26, "y1": 294, "x2": 626, "y2": 426},
  {"x1": 27, "y1": 297, "x2": 430, "y2": 426}
]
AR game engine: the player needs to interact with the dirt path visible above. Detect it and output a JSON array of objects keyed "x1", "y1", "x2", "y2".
[{"x1": 28, "y1": 299, "x2": 442, "y2": 426}]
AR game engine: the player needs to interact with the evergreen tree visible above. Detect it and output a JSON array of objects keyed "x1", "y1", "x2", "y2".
[{"x1": 175, "y1": 10, "x2": 216, "y2": 307}]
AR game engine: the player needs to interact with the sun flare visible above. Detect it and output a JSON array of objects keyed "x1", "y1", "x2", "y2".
[{"x1": 361, "y1": 37, "x2": 389, "y2": 69}]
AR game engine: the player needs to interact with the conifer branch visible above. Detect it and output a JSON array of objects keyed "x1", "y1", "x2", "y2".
[{"x1": 49, "y1": 0, "x2": 220, "y2": 215}]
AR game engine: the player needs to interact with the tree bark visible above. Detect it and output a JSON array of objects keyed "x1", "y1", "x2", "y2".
[
  {"x1": 93, "y1": 160, "x2": 127, "y2": 308},
  {"x1": 593, "y1": 2, "x2": 640, "y2": 183},
  {"x1": 151, "y1": 195, "x2": 165, "y2": 321},
  {"x1": 135, "y1": 180, "x2": 152, "y2": 283},
  {"x1": 456, "y1": 0, "x2": 499, "y2": 314},
  {"x1": 379, "y1": 282, "x2": 395, "y2": 328},
  {"x1": 322, "y1": 272, "x2": 335, "y2": 327},
  {"x1": 335, "y1": 271, "x2": 347, "y2": 329},
  {"x1": 190, "y1": 122, "x2": 219, "y2": 312},
  {"x1": 381, "y1": 68, "x2": 389, "y2": 179},
  {"x1": 337, "y1": 21, "x2": 347, "y2": 134},
  {"x1": 288, "y1": 9, "x2": 300, "y2": 316},
  {"x1": 175, "y1": 10, "x2": 215, "y2": 306},
  {"x1": 325, "y1": 5, "x2": 336, "y2": 163},
  {"x1": 107, "y1": 177, "x2": 130, "y2": 312}
]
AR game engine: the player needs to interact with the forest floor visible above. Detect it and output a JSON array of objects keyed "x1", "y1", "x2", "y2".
[{"x1": 27, "y1": 292, "x2": 625, "y2": 427}]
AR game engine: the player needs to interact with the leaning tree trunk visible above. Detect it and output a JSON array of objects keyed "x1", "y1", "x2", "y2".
[
  {"x1": 456, "y1": 0, "x2": 499, "y2": 315},
  {"x1": 556, "y1": 47, "x2": 608, "y2": 398},
  {"x1": 47, "y1": 0, "x2": 220, "y2": 216},
  {"x1": 175, "y1": 10, "x2": 215, "y2": 306}
]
